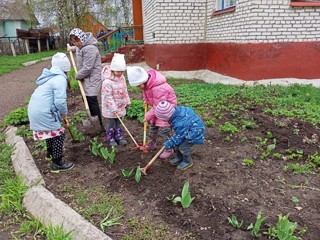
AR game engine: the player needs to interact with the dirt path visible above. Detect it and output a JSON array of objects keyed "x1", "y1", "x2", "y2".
[{"x1": 0, "y1": 60, "x2": 51, "y2": 120}]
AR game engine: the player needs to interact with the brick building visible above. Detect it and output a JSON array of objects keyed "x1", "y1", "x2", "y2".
[{"x1": 142, "y1": 0, "x2": 320, "y2": 80}]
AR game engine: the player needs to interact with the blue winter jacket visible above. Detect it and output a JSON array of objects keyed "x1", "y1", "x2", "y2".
[
  {"x1": 164, "y1": 106, "x2": 206, "y2": 149},
  {"x1": 28, "y1": 67, "x2": 68, "y2": 131}
]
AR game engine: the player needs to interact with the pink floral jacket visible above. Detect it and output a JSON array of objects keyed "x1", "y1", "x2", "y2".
[
  {"x1": 143, "y1": 69, "x2": 177, "y2": 127},
  {"x1": 101, "y1": 65, "x2": 131, "y2": 118}
]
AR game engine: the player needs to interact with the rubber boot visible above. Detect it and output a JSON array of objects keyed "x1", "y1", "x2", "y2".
[
  {"x1": 114, "y1": 128, "x2": 128, "y2": 145},
  {"x1": 146, "y1": 136, "x2": 156, "y2": 150},
  {"x1": 169, "y1": 151, "x2": 183, "y2": 165},
  {"x1": 51, "y1": 157, "x2": 74, "y2": 173},
  {"x1": 106, "y1": 128, "x2": 118, "y2": 147},
  {"x1": 177, "y1": 154, "x2": 193, "y2": 171}
]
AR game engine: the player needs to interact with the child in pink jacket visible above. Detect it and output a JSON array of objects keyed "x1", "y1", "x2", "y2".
[
  {"x1": 127, "y1": 66, "x2": 177, "y2": 159},
  {"x1": 101, "y1": 53, "x2": 131, "y2": 146}
]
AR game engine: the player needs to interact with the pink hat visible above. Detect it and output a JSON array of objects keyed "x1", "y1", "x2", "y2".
[{"x1": 155, "y1": 101, "x2": 175, "y2": 119}]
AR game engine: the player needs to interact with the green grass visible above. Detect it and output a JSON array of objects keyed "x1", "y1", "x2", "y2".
[{"x1": 0, "y1": 50, "x2": 59, "y2": 75}]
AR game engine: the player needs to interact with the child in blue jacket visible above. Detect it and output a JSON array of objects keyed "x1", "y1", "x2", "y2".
[{"x1": 154, "y1": 101, "x2": 206, "y2": 170}]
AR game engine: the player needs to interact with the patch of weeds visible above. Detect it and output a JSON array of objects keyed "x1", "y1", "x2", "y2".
[
  {"x1": 291, "y1": 196, "x2": 299, "y2": 203},
  {"x1": 0, "y1": 136, "x2": 14, "y2": 185},
  {"x1": 302, "y1": 134, "x2": 318, "y2": 145},
  {"x1": 73, "y1": 110, "x2": 87, "y2": 123},
  {"x1": 0, "y1": 175, "x2": 29, "y2": 217},
  {"x1": 273, "y1": 152, "x2": 283, "y2": 160},
  {"x1": 219, "y1": 122, "x2": 238, "y2": 134},
  {"x1": 122, "y1": 217, "x2": 172, "y2": 240},
  {"x1": 62, "y1": 186, "x2": 124, "y2": 226},
  {"x1": 241, "y1": 136, "x2": 248, "y2": 142},
  {"x1": 241, "y1": 118, "x2": 256, "y2": 129},
  {"x1": 126, "y1": 99, "x2": 145, "y2": 123},
  {"x1": 4, "y1": 106, "x2": 29, "y2": 125},
  {"x1": 16, "y1": 125, "x2": 33, "y2": 139},
  {"x1": 261, "y1": 139, "x2": 276, "y2": 160}
]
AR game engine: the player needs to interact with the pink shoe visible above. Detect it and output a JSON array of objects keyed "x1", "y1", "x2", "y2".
[
  {"x1": 146, "y1": 142, "x2": 156, "y2": 150},
  {"x1": 160, "y1": 149, "x2": 174, "y2": 159}
]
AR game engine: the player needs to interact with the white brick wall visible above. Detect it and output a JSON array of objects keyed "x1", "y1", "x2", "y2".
[
  {"x1": 142, "y1": 0, "x2": 207, "y2": 44},
  {"x1": 143, "y1": 0, "x2": 320, "y2": 44}
]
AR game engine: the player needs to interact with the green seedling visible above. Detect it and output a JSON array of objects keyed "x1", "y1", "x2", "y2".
[
  {"x1": 121, "y1": 168, "x2": 134, "y2": 177},
  {"x1": 219, "y1": 122, "x2": 238, "y2": 134},
  {"x1": 242, "y1": 159, "x2": 254, "y2": 167},
  {"x1": 168, "y1": 181, "x2": 195, "y2": 208},
  {"x1": 241, "y1": 136, "x2": 248, "y2": 142},
  {"x1": 247, "y1": 210, "x2": 268, "y2": 237},
  {"x1": 73, "y1": 111, "x2": 87, "y2": 123},
  {"x1": 100, "y1": 146, "x2": 116, "y2": 164},
  {"x1": 241, "y1": 118, "x2": 256, "y2": 129},
  {"x1": 267, "y1": 214, "x2": 300, "y2": 240},
  {"x1": 90, "y1": 137, "x2": 103, "y2": 156},
  {"x1": 135, "y1": 166, "x2": 142, "y2": 183},
  {"x1": 291, "y1": 196, "x2": 299, "y2": 203},
  {"x1": 273, "y1": 153, "x2": 283, "y2": 160},
  {"x1": 227, "y1": 215, "x2": 243, "y2": 229},
  {"x1": 68, "y1": 122, "x2": 85, "y2": 142}
]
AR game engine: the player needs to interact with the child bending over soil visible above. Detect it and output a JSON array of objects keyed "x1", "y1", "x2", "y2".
[{"x1": 155, "y1": 101, "x2": 206, "y2": 170}]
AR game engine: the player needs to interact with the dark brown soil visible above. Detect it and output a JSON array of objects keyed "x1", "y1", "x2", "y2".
[{"x1": 26, "y1": 88, "x2": 320, "y2": 240}]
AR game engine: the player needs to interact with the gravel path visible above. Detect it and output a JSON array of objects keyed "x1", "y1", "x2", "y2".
[{"x1": 0, "y1": 60, "x2": 51, "y2": 120}]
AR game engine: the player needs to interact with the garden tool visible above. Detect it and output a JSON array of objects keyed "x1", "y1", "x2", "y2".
[
  {"x1": 140, "y1": 146, "x2": 165, "y2": 175},
  {"x1": 116, "y1": 114, "x2": 147, "y2": 152},
  {"x1": 63, "y1": 118, "x2": 78, "y2": 143},
  {"x1": 68, "y1": 46, "x2": 98, "y2": 127},
  {"x1": 141, "y1": 102, "x2": 148, "y2": 152}
]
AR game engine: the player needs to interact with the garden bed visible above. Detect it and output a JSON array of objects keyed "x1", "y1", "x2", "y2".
[{"x1": 22, "y1": 81, "x2": 320, "y2": 240}]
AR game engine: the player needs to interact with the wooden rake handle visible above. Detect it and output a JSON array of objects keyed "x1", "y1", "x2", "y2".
[
  {"x1": 143, "y1": 102, "x2": 148, "y2": 146},
  {"x1": 116, "y1": 114, "x2": 140, "y2": 146},
  {"x1": 140, "y1": 146, "x2": 165, "y2": 175},
  {"x1": 68, "y1": 46, "x2": 90, "y2": 115}
]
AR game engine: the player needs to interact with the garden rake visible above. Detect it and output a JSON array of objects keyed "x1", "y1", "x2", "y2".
[
  {"x1": 141, "y1": 102, "x2": 148, "y2": 152},
  {"x1": 68, "y1": 46, "x2": 99, "y2": 128},
  {"x1": 140, "y1": 146, "x2": 165, "y2": 175},
  {"x1": 116, "y1": 114, "x2": 147, "y2": 152}
]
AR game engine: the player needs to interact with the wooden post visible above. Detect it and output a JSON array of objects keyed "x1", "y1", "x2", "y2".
[
  {"x1": 132, "y1": 0, "x2": 143, "y2": 40},
  {"x1": 37, "y1": 39, "x2": 41, "y2": 52},
  {"x1": 46, "y1": 38, "x2": 49, "y2": 50},
  {"x1": 10, "y1": 39, "x2": 16, "y2": 56},
  {"x1": 25, "y1": 39, "x2": 30, "y2": 54}
]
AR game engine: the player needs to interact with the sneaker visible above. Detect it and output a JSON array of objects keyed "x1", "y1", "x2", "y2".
[
  {"x1": 146, "y1": 142, "x2": 156, "y2": 150},
  {"x1": 160, "y1": 149, "x2": 174, "y2": 159},
  {"x1": 169, "y1": 157, "x2": 182, "y2": 165},
  {"x1": 177, "y1": 161, "x2": 193, "y2": 171},
  {"x1": 51, "y1": 161, "x2": 74, "y2": 173}
]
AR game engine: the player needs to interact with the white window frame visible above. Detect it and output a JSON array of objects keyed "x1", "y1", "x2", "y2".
[{"x1": 215, "y1": 0, "x2": 236, "y2": 11}]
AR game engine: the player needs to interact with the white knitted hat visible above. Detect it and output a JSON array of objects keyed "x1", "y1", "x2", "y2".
[
  {"x1": 51, "y1": 52, "x2": 71, "y2": 72},
  {"x1": 110, "y1": 53, "x2": 126, "y2": 71},
  {"x1": 127, "y1": 66, "x2": 149, "y2": 87}
]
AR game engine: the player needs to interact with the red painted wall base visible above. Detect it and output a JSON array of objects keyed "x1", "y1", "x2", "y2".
[{"x1": 144, "y1": 42, "x2": 320, "y2": 80}]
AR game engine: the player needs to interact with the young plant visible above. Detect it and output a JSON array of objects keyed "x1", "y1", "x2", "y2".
[
  {"x1": 242, "y1": 159, "x2": 254, "y2": 167},
  {"x1": 100, "y1": 146, "x2": 116, "y2": 164},
  {"x1": 90, "y1": 137, "x2": 103, "y2": 156},
  {"x1": 168, "y1": 181, "x2": 195, "y2": 208},
  {"x1": 247, "y1": 210, "x2": 268, "y2": 237},
  {"x1": 16, "y1": 125, "x2": 33, "y2": 139},
  {"x1": 267, "y1": 214, "x2": 300, "y2": 240},
  {"x1": 135, "y1": 166, "x2": 141, "y2": 183},
  {"x1": 73, "y1": 111, "x2": 87, "y2": 123},
  {"x1": 68, "y1": 122, "x2": 85, "y2": 142},
  {"x1": 121, "y1": 168, "x2": 134, "y2": 177},
  {"x1": 219, "y1": 122, "x2": 238, "y2": 134},
  {"x1": 227, "y1": 215, "x2": 243, "y2": 229}
]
